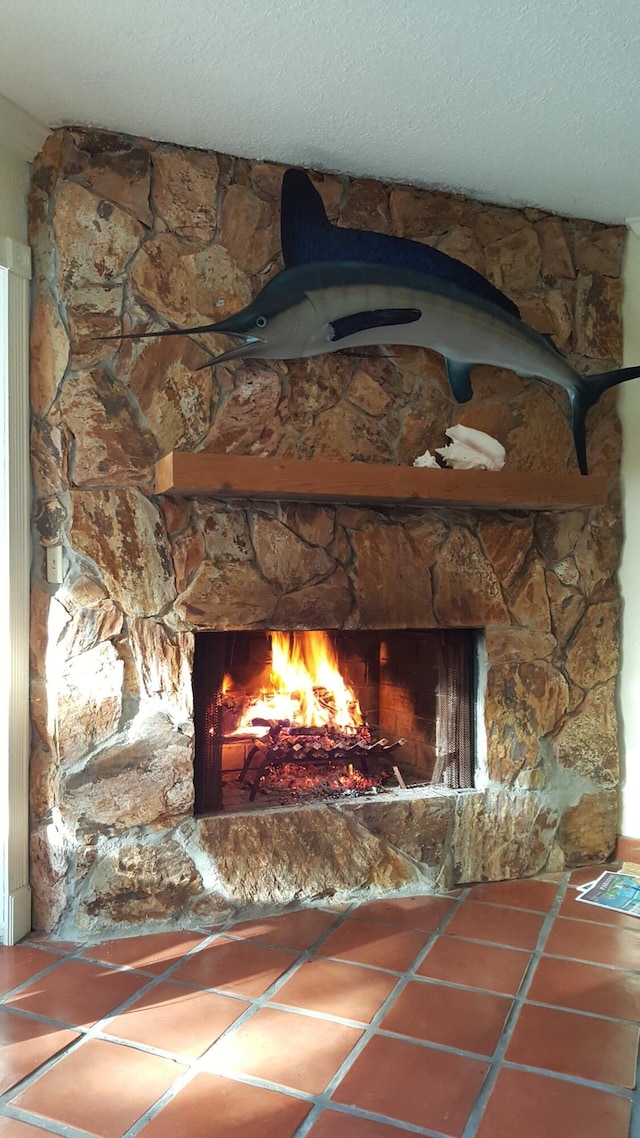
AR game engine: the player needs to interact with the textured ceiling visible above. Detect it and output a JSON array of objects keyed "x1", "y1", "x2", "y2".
[{"x1": 1, "y1": 0, "x2": 639, "y2": 223}]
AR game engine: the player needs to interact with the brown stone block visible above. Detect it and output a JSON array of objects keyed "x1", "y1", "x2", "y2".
[
  {"x1": 62, "y1": 712, "x2": 194, "y2": 830},
  {"x1": 573, "y1": 226, "x2": 626, "y2": 277},
  {"x1": 59, "y1": 599, "x2": 123, "y2": 661},
  {"x1": 30, "y1": 823, "x2": 69, "y2": 934},
  {"x1": 274, "y1": 570, "x2": 354, "y2": 629},
  {"x1": 130, "y1": 234, "x2": 252, "y2": 329},
  {"x1": 218, "y1": 182, "x2": 278, "y2": 273},
  {"x1": 505, "y1": 558, "x2": 551, "y2": 632},
  {"x1": 434, "y1": 528, "x2": 508, "y2": 627},
  {"x1": 351, "y1": 521, "x2": 443, "y2": 628},
  {"x1": 484, "y1": 661, "x2": 568, "y2": 783},
  {"x1": 347, "y1": 369, "x2": 392, "y2": 417},
  {"x1": 453, "y1": 789, "x2": 558, "y2": 883},
  {"x1": 484, "y1": 629, "x2": 556, "y2": 664},
  {"x1": 152, "y1": 148, "x2": 219, "y2": 243},
  {"x1": 34, "y1": 496, "x2": 67, "y2": 546},
  {"x1": 545, "y1": 572, "x2": 586, "y2": 648},
  {"x1": 59, "y1": 369, "x2": 158, "y2": 486},
  {"x1": 535, "y1": 510, "x2": 587, "y2": 562},
  {"x1": 80, "y1": 147, "x2": 153, "y2": 227},
  {"x1": 517, "y1": 297, "x2": 555, "y2": 335},
  {"x1": 30, "y1": 288, "x2": 69, "y2": 416},
  {"x1": 484, "y1": 227, "x2": 542, "y2": 293},
  {"x1": 341, "y1": 179, "x2": 391, "y2": 232},
  {"x1": 390, "y1": 185, "x2": 471, "y2": 236},
  {"x1": 574, "y1": 507, "x2": 622, "y2": 599},
  {"x1": 396, "y1": 386, "x2": 452, "y2": 466},
  {"x1": 574, "y1": 274, "x2": 623, "y2": 361},
  {"x1": 506, "y1": 385, "x2": 575, "y2": 473},
  {"x1": 128, "y1": 335, "x2": 214, "y2": 453},
  {"x1": 200, "y1": 507, "x2": 253, "y2": 561},
  {"x1": 53, "y1": 181, "x2": 145, "y2": 290},
  {"x1": 31, "y1": 418, "x2": 67, "y2": 496},
  {"x1": 307, "y1": 402, "x2": 395, "y2": 464},
  {"x1": 198, "y1": 806, "x2": 420, "y2": 906},
  {"x1": 204, "y1": 369, "x2": 283, "y2": 456},
  {"x1": 55, "y1": 640, "x2": 124, "y2": 766},
  {"x1": 253, "y1": 515, "x2": 334, "y2": 592},
  {"x1": 172, "y1": 524, "x2": 206, "y2": 594},
  {"x1": 555, "y1": 680, "x2": 619, "y2": 787},
  {"x1": 128, "y1": 620, "x2": 194, "y2": 724},
  {"x1": 565, "y1": 601, "x2": 620, "y2": 688},
  {"x1": 160, "y1": 496, "x2": 192, "y2": 536},
  {"x1": 557, "y1": 789, "x2": 617, "y2": 865},
  {"x1": 479, "y1": 515, "x2": 534, "y2": 588},
  {"x1": 78, "y1": 840, "x2": 202, "y2": 928},
  {"x1": 66, "y1": 283, "x2": 125, "y2": 366},
  {"x1": 343, "y1": 794, "x2": 455, "y2": 868},
  {"x1": 278, "y1": 504, "x2": 335, "y2": 549},
  {"x1": 534, "y1": 216, "x2": 575, "y2": 279},
  {"x1": 175, "y1": 561, "x2": 277, "y2": 629},
  {"x1": 435, "y1": 226, "x2": 485, "y2": 274},
  {"x1": 71, "y1": 489, "x2": 176, "y2": 616},
  {"x1": 474, "y1": 206, "x2": 532, "y2": 246},
  {"x1": 544, "y1": 287, "x2": 573, "y2": 351}
]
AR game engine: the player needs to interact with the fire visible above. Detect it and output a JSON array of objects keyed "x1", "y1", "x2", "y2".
[{"x1": 232, "y1": 631, "x2": 363, "y2": 734}]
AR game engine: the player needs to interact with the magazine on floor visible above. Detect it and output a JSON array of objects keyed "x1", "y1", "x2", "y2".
[{"x1": 575, "y1": 870, "x2": 640, "y2": 916}]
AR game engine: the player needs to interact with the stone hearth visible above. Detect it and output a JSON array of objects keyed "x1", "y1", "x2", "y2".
[{"x1": 29, "y1": 129, "x2": 624, "y2": 939}]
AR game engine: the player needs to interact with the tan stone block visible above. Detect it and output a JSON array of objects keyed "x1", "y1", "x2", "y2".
[
  {"x1": 200, "y1": 507, "x2": 253, "y2": 561},
  {"x1": 545, "y1": 572, "x2": 586, "y2": 648},
  {"x1": 390, "y1": 185, "x2": 470, "y2": 235},
  {"x1": 55, "y1": 640, "x2": 124, "y2": 766},
  {"x1": 174, "y1": 561, "x2": 277, "y2": 629},
  {"x1": 574, "y1": 274, "x2": 623, "y2": 361},
  {"x1": 565, "y1": 601, "x2": 620, "y2": 688},
  {"x1": 534, "y1": 217, "x2": 575, "y2": 279},
  {"x1": 130, "y1": 234, "x2": 252, "y2": 328},
  {"x1": 557, "y1": 789, "x2": 617, "y2": 865},
  {"x1": 34, "y1": 496, "x2": 67, "y2": 546},
  {"x1": 198, "y1": 806, "x2": 420, "y2": 906},
  {"x1": 485, "y1": 662, "x2": 569, "y2": 783},
  {"x1": 160, "y1": 496, "x2": 192, "y2": 536},
  {"x1": 80, "y1": 147, "x2": 152, "y2": 226},
  {"x1": 30, "y1": 823, "x2": 69, "y2": 933},
  {"x1": 128, "y1": 620, "x2": 194, "y2": 724},
  {"x1": 172, "y1": 525, "x2": 206, "y2": 594},
  {"x1": 517, "y1": 297, "x2": 555, "y2": 335},
  {"x1": 544, "y1": 287, "x2": 574, "y2": 351},
  {"x1": 152, "y1": 148, "x2": 219, "y2": 243},
  {"x1": 435, "y1": 226, "x2": 485, "y2": 274},
  {"x1": 30, "y1": 288, "x2": 69, "y2": 416},
  {"x1": 59, "y1": 599, "x2": 123, "y2": 661},
  {"x1": 31, "y1": 418, "x2": 66, "y2": 496},
  {"x1": 474, "y1": 207, "x2": 532, "y2": 246},
  {"x1": 274, "y1": 569, "x2": 354, "y2": 629},
  {"x1": 347, "y1": 369, "x2": 392, "y2": 417},
  {"x1": 555, "y1": 680, "x2": 619, "y2": 787},
  {"x1": 453, "y1": 789, "x2": 558, "y2": 882},
  {"x1": 62, "y1": 712, "x2": 194, "y2": 829},
  {"x1": 434, "y1": 528, "x2": 509, "y2": 627},
  {"x1": 506, "y1": 385, "x2": 575, "y2": 473},
  {"x1": 71, "y1": 489, "x2": 176, "y2": 616},
  {"x1": 536, "y1": 510, "x2": 588, "y2": 562},
  {"x1": 30, "y1": 584, "x2": 52, "y2": 677},
  {"x1": 59, "y1": 369, "x2": 157, "y2": 486},
  {"x1": 77, "y1": 839, "x2": 202, "y2": 929},
  {"x1": 128, "y1": 335, "x2": 215, "y2": 453},
  {"x1": 396, "y1": 386, "x2": 452, "y2": 467},
  {"x1": 253, "y1": 516, "x2": 334, "y2": 591},
  {"x1": 574, "y1": 507, "x2": 622, "y2": 599},
  {"x1": 278, "y1": 504, "x2": 335, "y2": 548},
  {"x1": 66, "y1": 283, "x2": 125, "y2": 366},
  {"x1": 218, "y1": 182, "x2": 278, "y2": 273},
  {"x1": 53, "y1": 181, "x2": 145, "y2": 289},
  {"x1": 573, "y1": 227, "x2": 626, "y2": 277},
  {"x1": 307, "y1": 402, "x2": 395, "y2": 463}
]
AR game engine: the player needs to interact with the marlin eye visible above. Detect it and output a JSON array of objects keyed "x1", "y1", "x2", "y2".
[{"x1": 255, "y1": 315, "x2": 268, "y2": 328}]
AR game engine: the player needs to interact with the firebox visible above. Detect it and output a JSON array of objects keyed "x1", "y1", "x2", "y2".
[{"x1": 192, "y1": 629, "x2": 477, "y2": 813}]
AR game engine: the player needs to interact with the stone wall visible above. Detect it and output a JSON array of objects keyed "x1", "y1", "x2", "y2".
[{"x1": 29, "y1": 128, "x2": 625, "y2": 939}]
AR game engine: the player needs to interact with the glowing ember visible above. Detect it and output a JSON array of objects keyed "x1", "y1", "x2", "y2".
[{"x1": 228, "y1": 631, "x2": 363, "y2": 736}]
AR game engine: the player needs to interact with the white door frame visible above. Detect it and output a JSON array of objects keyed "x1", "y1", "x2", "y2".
[{"x1": 0, "y1": 234, "x2": 32, "y2": 944}]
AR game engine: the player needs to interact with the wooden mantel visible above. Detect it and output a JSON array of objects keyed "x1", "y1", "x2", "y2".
[{"x1": 155, "y1": 451, "x2": 609, "y2": 511}]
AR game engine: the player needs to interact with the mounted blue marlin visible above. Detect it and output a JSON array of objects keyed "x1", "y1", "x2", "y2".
[{"x1": 101, "y1": 169, "x2": 640, "y2": 474}]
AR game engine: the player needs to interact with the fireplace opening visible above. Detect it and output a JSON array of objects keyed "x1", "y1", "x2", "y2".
[{"x1": 192, "y1": 628, "x2": 478, "y2": 814}]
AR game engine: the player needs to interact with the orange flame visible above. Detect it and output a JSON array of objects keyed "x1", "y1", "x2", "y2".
[{"x1": 233, "y1": 631, "x2": 363, "y2": 734}]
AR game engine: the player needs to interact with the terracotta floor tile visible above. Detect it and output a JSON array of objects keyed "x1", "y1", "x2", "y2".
[
  {"x1": 475, "y1": 1067, "x2": 632, "y2": 1138},
  {"x1": 616, "y1": 836, "x2": 640, "y2": 861},
  {"x1": 272, "y1": 957, "x2": 398, "y2": 1022},
  {"x1": 445, "y1": 900, "x2": 545, "y2": 950},
  {"x1": 469, "y1": 878, "x2": 559, "y2": 912},
  {"x1": 208, "y1": 1005, "x2": 362, "y2": 1094},
  {"x1": 350, "y1": 895, "x2": 455, "y2": 932},
  {"x1": 136, "y1": 1072, "x2": 310, "y2": 1138},
  {"x1": 332, "y1": 1033, "x2": 489, "y2": 1135},
  {"x1": 317, "y1": 918, "x2": 427, "y2": 972},
  {"x1": 170, "y1": 936, "x2": 297, "y2": 998},
  {"x1": 9, "y1": 1038, "x2": 186, "y2": 1138},
  {"x1": 4, "y1": 959, "x2": 148, "y2": 1028},
  {"x1": 528, "y1": 954, "x2": 640, "y2": 1021},
  {"x1": 0, "y1": 1120, "x2": 60, "y2": 1138},
  {"x1": 306, "y1": 1110, "x2": 411, "y2": 1137},
  {"x1": 0, "y1": 1008, "x2": 79, "y2": 1094},
  {"x1": 569, "y1": 865, "x2": 615, "y2": 888},
  {"x1": 544, "y1": 916, "x2": 640, "y2": 969},
  {"x1": 417, "y1": 935, "x2": 531, "y2": 995},
  {"x1": 81, "y1": 931, "x2": 209, "y2": 974},
  {"x1": 559, "y1": 888, "x2": 640, "y2": 930},
  {"x1": 105, "y1": 980, "x2": 249, "y2": 1057},
  {"x1": 226, "y1": 908, "x2": 339, "y2": 951},
  {"x1": 381, "y1": 979, "x2": 512, "y2": 1055},
  {"x1": 0, "y1": 946, "x2": 62, "y2": 997},
  {"x1": 505, "y1": 1002, "x2": 639, "y2": 1088}
]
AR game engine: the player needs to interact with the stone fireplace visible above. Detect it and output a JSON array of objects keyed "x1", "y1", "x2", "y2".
[{"x1": 28, "y1": 128, "x2": 624, "y2": 940}]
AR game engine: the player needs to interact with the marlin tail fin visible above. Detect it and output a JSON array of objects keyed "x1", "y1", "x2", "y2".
[{"x1": 571, "y1": 365, "x2": 640, "y2": 474}]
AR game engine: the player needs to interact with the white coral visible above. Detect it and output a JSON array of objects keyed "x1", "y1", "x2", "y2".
[{"x1": 436, "y1": 425, "x2": 505, "y2": 471}]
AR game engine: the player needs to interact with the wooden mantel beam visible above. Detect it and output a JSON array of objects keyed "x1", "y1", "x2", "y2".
[{"x1": 155, "y1": 451, "x2": 609, "y2": 511}]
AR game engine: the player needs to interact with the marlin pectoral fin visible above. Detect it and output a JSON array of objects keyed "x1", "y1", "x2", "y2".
[
  {"x1": 445, "y1": 359, "x2": 474, "y2": 404},
  {"x1": 328, "y1": 308, "x2": 421, "y2": 342}
]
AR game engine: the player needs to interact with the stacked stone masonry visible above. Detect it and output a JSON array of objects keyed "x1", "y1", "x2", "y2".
[{"x1": 29, "y1": 129, "x2": 624, "y2": 938}]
